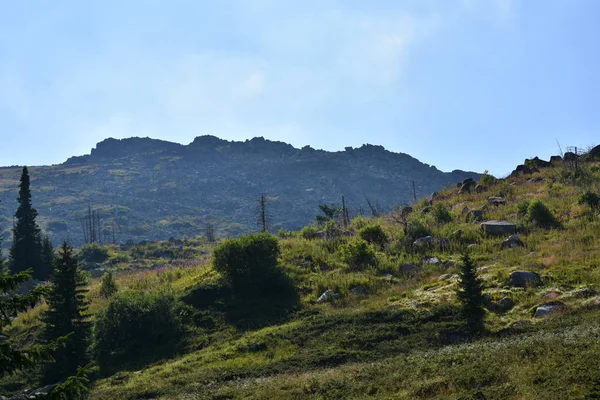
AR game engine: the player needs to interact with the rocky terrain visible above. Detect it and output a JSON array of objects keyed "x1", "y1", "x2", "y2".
[{"x1": 0, "y1": 136, "x2": 480, "y2": 245}]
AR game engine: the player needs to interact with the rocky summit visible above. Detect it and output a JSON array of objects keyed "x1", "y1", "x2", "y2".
[{"x1": 0, "y1": 136, "x2": 479, "y2": 245}]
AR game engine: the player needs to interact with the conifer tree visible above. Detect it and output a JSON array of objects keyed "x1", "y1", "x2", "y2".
[
  {"x1": 40, "y1": 236, "x2": 55, "y2": 281},
  {"x1": 9, "y1": 167, "x2": 44, "y2": 280},
  {"x1": 456, "y1": 252, "x2": 486, "y2": 335},
  {"x1": 41, "y1": 242, "x2": 90, "y2": 383},
  {"x1": 0, "y1": 235, "x2": 48, "y2": 376}
]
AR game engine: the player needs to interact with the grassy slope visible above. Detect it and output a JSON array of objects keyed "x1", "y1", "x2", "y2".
[{"x1": 6, "y1": 160, "x2": 600, "y2": 399}]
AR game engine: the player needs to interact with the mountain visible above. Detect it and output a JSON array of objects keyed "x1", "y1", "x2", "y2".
[{"x1": 0, "y1": 136, "x2": 480, "y2": 245}]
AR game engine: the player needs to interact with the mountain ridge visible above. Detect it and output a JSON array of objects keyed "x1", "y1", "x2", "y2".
[{"x1": 0, "y1": 136, "x2": 481, "y2": 245}]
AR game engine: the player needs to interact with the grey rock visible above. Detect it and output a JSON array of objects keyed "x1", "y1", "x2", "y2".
[
  {"x1": 501, "y1": 235, "x2": 525, "y2": 249},
  {"x1": 481, "y1": 220, "x2": 516, "y2": 236},
  {"x1": 413, "y1": 235, "x2": 434, "y2": 247},
  {"x1": 317, "y1": 289, "x2": 340, "y2": 303},
  {"x1": 510, "y1": 271, "x2": 541, "y2": 288},
  {"x1": 444, "y1": 260, "x2": 455, "y2": 268},
  {"x1": 459, "y1": 179, "x2": 476, "y2": 194},
  {"x1": 423, "y1": 256, "x2": 441, "y2": 265},
  {"x1": 400, "y1": 264, "x2": 421, "y2": 275},
  {"x1": 475, "y1": 184, "x2": 486, "y2": 193},
  {"x1": 534, "y1": 303, "x2": 562, "y2": 318},
  {"x1": 496, "y1": 297, "x2": 515, "y2": 313},
  {"x1": 438, "y1": 274, "x2": 453, "y2": 281},
  {"x1": 487, "y1": 196, "x2": 506, "y2": 206}
]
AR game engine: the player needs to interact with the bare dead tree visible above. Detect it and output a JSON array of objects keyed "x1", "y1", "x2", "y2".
[
  {"x1": 412, "y1": 180, "x2": 417, "y2": 203},
  {"x1": 363, "y1": 193, "x2": 381, "y2": 217},
  {"x1": 80, "y1": 205, "x2": 102, "y2": 244},
  {"x1": 257, "y1": 193, "x2": 270, "y2": 233},
  {"x1": 205, "y1": 222, "x2": 216, "y2": 242},
  {"x1": 341, "y1": 196, "x2": 350, "y2": 227}
]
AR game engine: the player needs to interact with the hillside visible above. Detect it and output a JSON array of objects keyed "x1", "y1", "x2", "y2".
[
  {"x1": 0, "y1": 136, "x2": 479, "y2": 246},
  {"x1": 3, "y1": 149, "x2": 600, "y2": 399}
]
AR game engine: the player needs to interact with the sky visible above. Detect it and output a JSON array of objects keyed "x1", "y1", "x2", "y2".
[{"x1": 1, "y1": 0, "x2": 599, "y2": 176}]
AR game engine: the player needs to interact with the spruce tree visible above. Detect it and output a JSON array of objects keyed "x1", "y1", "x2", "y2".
[
  {"x1": 0, "y1": 236, "x2": 48, "y2": 376},
  {"x1": 40, "y1": 236, "x2": 55, "y2": 281},
  {"x1": 9, "y1": 167, "x2": 45, "y2": 280},
  {"x1": 41, "y1": 241, "x2": 90, "y2": 383},
  {"x1": 456, "y1": 252, "x2": 486, "y2": 335}
]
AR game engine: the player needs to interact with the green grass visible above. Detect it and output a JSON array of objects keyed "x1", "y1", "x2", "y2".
[{"x1": 4, "y1": 160, "x2": 600, "y2": 399}]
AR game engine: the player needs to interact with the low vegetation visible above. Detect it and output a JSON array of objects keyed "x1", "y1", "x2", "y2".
[{"x1": 2, "y1": 149, "x2": 600, "y2": 399}]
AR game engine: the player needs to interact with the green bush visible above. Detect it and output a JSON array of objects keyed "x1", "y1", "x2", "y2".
[
  {"x1": 479, "y1": 171, "x2": 496, "y2": 187},
  {"x1": 516, "y1": 200, "x2": 530, "y2": 218},
  {"x1": 93, "y1": 290, "x2": 184, "y2": 373},
  {"x1": 432, "y1": 204, "x2": 453, "y2": 224},
  {"x1": 99, "y1": 271, "x2": 118, "y2": 298},
  {"x1": 578, "y1": 190, "x2": 600, "y2": 211},
  {"x1": 527, "y1": 200, "x2": 559, "y2": 228},
  {"x1": 213, "y1": 233, "x2": 280, "y2": 292},
  {"x1": 359, "y1": 224, "x2": 388, "y2": 248},
  {"x1": 339, "y1": 239, "x2": 377, "y2": 270},
  {"x1": 300, "y1": 225, "x2": 320, "y2": 239},
  {"x1": 78, "y1": 243, "x2": 109, "y2": 263}
]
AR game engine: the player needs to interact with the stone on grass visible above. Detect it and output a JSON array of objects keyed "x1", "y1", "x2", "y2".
[
  {"x1": 534, "y1": 303, "x2": 563, "y2": 318},
  {"x1": 444, "y1": 260, "x2": 455, "y2": 269},
  {"x1": 481, "y1": 220, "x2": 517, "y2": 236},
  {"x1": 317, "y1": 289, "x2": 340, "y2": 303},
  {"x1": 438, "y1": 274, "x2": 453, "y2": 281},
  {"x1": 413, "y1": 236, "x2": 434, "y2": 247},
  {"x1": 510, "y1": 271, "x2": 541, "y2": 288},
  {"x1": 423, "y1": 257, "x2": 441, "y2": 266},
  {"x1": 400, "y1": 264, "x2": 421, "y2": 275},
  {"x1": 488, "y1": 196, "x2": 506, "y2": 206},
  {"x1": 495, "y1": 297, "x2": 515, "y2": 313},
  {"x1": 501, "y1": 235, "x2": 525, "y2": 249},
  {"x1": 543, "y1": 291, "x2": 562, "y2": 300}
]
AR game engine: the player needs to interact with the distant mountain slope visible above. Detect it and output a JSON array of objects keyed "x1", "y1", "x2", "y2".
[{"x1": 0, "y1": 136, "x2": 480, "y2": 245}]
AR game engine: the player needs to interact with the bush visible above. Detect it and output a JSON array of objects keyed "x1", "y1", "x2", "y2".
[
  {"x1": 432, "y1": 204, "x2": 453, "y2": 224},
  {"x1": 78, "y1": 243, "x2": 109, "y2": 263},
  {"x1": 339, "y1": 239, "x2": 377, "y2": 270},
  {"x1": 479, "y1": 171, "x2": 496, "y2": 187},
  {"x1": 516, "y1": 200, "x2": 530, "y2": 218},
  {"x1": 300, "y1": 225, "x2": 320, "y2": 239},
  {"x1": 213, "y1": 233, "x2": 280, "y2": 292},
  {"x1": 99, "y1": 271, "x2": 118, "y2": 298},
  {"x1": 579, "y1": 191, "x2": 600, "y2": 211},
  {"x1": 527, "y1": 200, "x2": 559, "y2": 228},
  {"x1": 359, "y1": 225, "x2": 388, "y2": 248},
  {"x1": 93, "y1": 290, "x2": 184, "y2": 373}
]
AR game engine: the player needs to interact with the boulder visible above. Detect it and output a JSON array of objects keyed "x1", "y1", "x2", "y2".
[
  {"x1": 444, "y1": 260, "x2": 455, "y2": 269},
  {"x1": 495, "y1": 297, "x2": 515, "y2": 313},
  {"x1": 400, "y1": 264, "x2": 421, "y2": 275},
  {"x1": 475, "y1": 184, "x2": 486, "y2": 193},
  {"x1": 589, "y1": 144, "x2": 600, "y2": 160},
  {"x1": 526, "y1": 156, "x2": 553, "y2": 169},
  {"x1": 510, "y1": 271, "x2": 541, "y2": 288},
  {"x1": 423, "y1": 256, "x2": 441, "y2": 265},
  {"x1": 501, "y1": 235, "x2": 525, "y2": 249},
  {"x1": 550, "y1": 155, "x2": 563, "y2": 163},
  {"x1": 481, "y1": 220, "x2": 517, "y2": 236},
  {"x1": 533, "y1": 303, "x2": 563, "y2": 318},
  {"x1": 564, "y1": 151, "x2": 578, "y2": 162},
  {"x1": 413, "y1": 236, "x2": 434, "y2": 247},
  {"x1": 458, "y1": 179, "x2": 476, "y2": 194},
  {"x1": 487, "y1": 196, "x2": 506, "y2": 206},
  {"x1": 317, "y1": 289, "x2": 340, "y2": 303},
  {"x1": 438, "y1": 274, "x2": 453, "y2": 281}
]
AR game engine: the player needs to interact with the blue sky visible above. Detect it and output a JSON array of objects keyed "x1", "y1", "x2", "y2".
[{"x1": 1, "y1": 0, "x2": 599, "y2": 176}]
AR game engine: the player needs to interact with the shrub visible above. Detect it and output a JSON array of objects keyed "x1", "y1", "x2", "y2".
[
  {"x1": 351, "y1": 216, "x2": 369, "y2": 230},
  {"x1": 99, "y1": 271, "x2": 118, "y2": 298},
  {"x1": 213, "y1": 233, "x2": 280, "y2": 292},
  {"x1": 359, "y1": 224, "x2": 388, "y2": 248},
  {"x1": 300, "y1": 225, "x2": 320, "y2": 239},
  {"x1": 404, "y1": 216, "x2": 430, "y2": 242},
  {"x1": 78, "y1": 243, "x2": 109, "y2": 263},
  {"x1": 516, "y1": 200, "x2": 530, "y2": 218},
  {"x1": 527, "y1": 200, "x2": 559, "y2": 228},
  {"x1": 93, "y1": 290, "x2": 184, "y2": 373},
  {"x1": 339, "y1": 239, "x2": 377, "y2": 270},
  {"x1": 432, "y1": 204, "x2": 453, "y2": 224},
  {"x1": 579, "y1": 191, "x2": 600, "y2": 211},
  {"x1": 479, "y1": 171, "x2": 496, "y2": 187}
]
